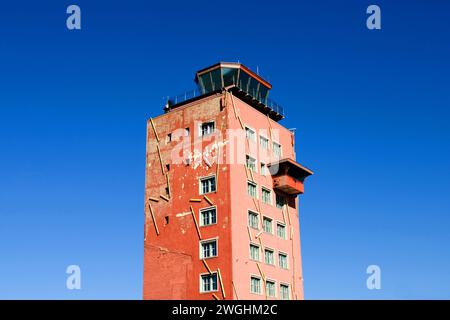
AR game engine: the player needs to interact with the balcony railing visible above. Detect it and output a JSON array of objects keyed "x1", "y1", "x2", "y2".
[{"x1": 167, "y1": 87, "x2": 284, "y2": 118}]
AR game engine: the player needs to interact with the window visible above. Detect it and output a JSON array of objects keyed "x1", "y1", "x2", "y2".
[
  {"x1": 250, "y1": 276, "x2": 262, "y2": 294},
  {"x1": 262, "y1": 188, "x2": 272, "y2": 205},
  {"x1": 266, "y1": 280, "x2": 276, "y2": 298},
  {"x1": 279, "y1": 252, "x2": 288, "y2": 269},
  {"x1": 245, "y1": 127, "x2": 256, "y2": 141},
  {"x1": 166, "y1": 133, "x2": 172, "y2": 144},
  {"x1": 263, "y1": 217, "x2": 273, "y2": 234},
  {"x1": 277, "y1": 223, "x2": 286, "y2": 239},
  {"x1": 276, "y1": 194, "x2": 285, "y2": 209},
  {"x1": 264, "y1": 248, "x2": 274, "y2": 265},
  {"x1": 247, "y1": 181, "x2": 257, "y2": 198},
  {"x1": 200, "y1": 207, "x2": 217, "y2": 226},
  {"x1": 272, "y1": 142, "x2": 282, "y2": 158},
  {"x1": 250, "y1": 244, "x2": 260, "y2": 261},
  {"x1": 201, "y1": 273, "x2": 218, "y2": 293},
  {"x1": 200, "y1": 239, "x2": 217, "y2": 259},
  {"x1": 201, "y1": 121, "x2": 215, "y2": 137},
  {"x1": 200, "y1": 176, "x2": 216, "y2": 194},
  {"x1": 184, "y1": 127, "x2": 190, "y2": 137},
  {"x1": 246, "y1": 155, "x2": 256, "y2": 172},
  {"x1": 248, "y1": 211, "x2": 259, "y2": 229},
  {"x1": 280, "y1": 284, "x2": 290, "y2": 300},
  {"x1": 260, "y1": 162, "x2": 267, "y2": 176},
  {"x1": 259, "y1": 136, "x2": 269, "y2": 150}
]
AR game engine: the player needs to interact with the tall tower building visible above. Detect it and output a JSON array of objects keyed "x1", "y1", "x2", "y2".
[{"x1": 143, "y1": 62, "x2": 313, "y2": 300}]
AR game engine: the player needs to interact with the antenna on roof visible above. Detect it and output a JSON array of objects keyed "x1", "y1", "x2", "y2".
[{"x1": 256, "y1": 66, "x2": 259, "y2": 75}]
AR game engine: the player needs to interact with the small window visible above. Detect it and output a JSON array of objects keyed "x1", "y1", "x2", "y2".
[
  {"x1": 259, "y1": 136, "x2": 269, "y2": 150},
  {"x1": 201, "y1": 273, "x2": 218, "y2": 293},
  {"x1": 262, "y1": 188, "x2": 272, "y2": 205},
  {"x1": 245, "y1": 127, "x2": 256, "y2": 142},
  {"x1": 248, "y1": 211, "x2": 259, "y2": 229},
  {"x1": 276, "y1": 194, "x2": 285, "y2": 209},
  {"x1": 280, "y1": 284, "x2": 290, "y2": 300},
  {"x1": 263, "y1": 217, "x2": 273, "y2": 234},
  {"x1": 246, "y1": 155, "x2": 256, "y2": 173},
  {"x1": 250, "y1": 244, "x2": 260, "y2": 261},
  {"x1": 165, "y1": 164, "x2": 170, "y2": 172},
  {"x1": 200, "y1": 176, "x2": 216, "y2": 194},
  {"x1": 260, "y1": 162, "x2": 267, "y2": 176},
  {"x1": 272, "y1": 142, "x2": 282, "y2": 158},
  {"x1": 247, "y1": 181, "x2": 257, "y2": 198},
  {"x1": 250, "y1": 276, "x2": 262, "y2": 294},
  {"x1": 201, "y1": 121, "x2": 215, "y2": 137},
  {"x1": 184, "y1": 127, "x2": 190, "y2": 136},
  {"x1": 264, "y1": 248, "x2": 274, "y2": 265},
  {"x1": 200, "y1": 239, "x2": 217, "y2": 259},
  {"x1": 266, "y1": 280, "x2": 276, "y2": 298},
  {"x1": 166, "y1": 133, "x2": 172, "y2": 144},
  {"x1": 276, "y1": 223, "x2": 286, "y2": 239},
  {"x1": 279, "y1": 252, "x2": 288, "y2": 269},
  {"x1": 200, "y1": 207, "x2": 217, "y2": 226}
]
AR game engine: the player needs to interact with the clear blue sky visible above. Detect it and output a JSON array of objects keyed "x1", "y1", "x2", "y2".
[{"x1": 1, "y1": 0, "x2": 449, "y2": 299}]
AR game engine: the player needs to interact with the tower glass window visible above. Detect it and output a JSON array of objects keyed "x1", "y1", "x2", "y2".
[
  {"x1": 276, "y1": 194, "x2": 285, "y2": 209},
  {"x1": 277, "y1": 223, "x2": 286, "y2": 239},
  {"x1": 250, "y1": 244, "x2": 260, "y2": 261},
  {"x1": 200, "y1": 240, "x2": 217, "y2": 259},
  {"x1": 250, "y1": 276, "x2": 261, "y2": 294},
  {"x1": 266, "y1": 280, "x2": 276, "y2": 297},
  {"x1": 247, "y1": 181, "x2": 257, "y2": 198},
  {"x1": 248, "y1": 211, "x2": 259, "y2": 229},
  {"x1": 246, "y1": 155, "x2": 257, "y2": 172},
  {"x1": 200, "y1": 207, "x2": 217, "y2": 226},
  {"x1": 201, "y1": 121, "x2": 215, "y2": 136},
  {"x1": 279, "y1": 252, "x2": 288, "y2": 269},
  {"x1": 263, "y1": 217, "x2": 273, "y2": 234},
  {"x1": 260, "y1": 136, "x2": 269, "y2": 150},
  {"x1": 280, "y1": 284, "x2": 290, "y2": 300},
  {"x1": 200, "y1": 176, "x2": 216, "y2": 194},
  {"x1": 262, "y1": 188, "x2": 272, "y2": 205},
  {"x1": 245, "y1": 127, "x2": 256, "y2": 142},
  {"x1": 264, "y1": 248, "x2": 274, "y2": 265},
  {"x1": 272, "y1": 142, "x2": 282, "y2": 158},
  {"x1": 201, "y1": 273, "x2": 218, "y2": 293}
]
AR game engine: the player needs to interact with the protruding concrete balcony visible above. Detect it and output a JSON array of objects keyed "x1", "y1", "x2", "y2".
[{"x1": 268, "y1": 158, "x2": 313, "y2": 195}]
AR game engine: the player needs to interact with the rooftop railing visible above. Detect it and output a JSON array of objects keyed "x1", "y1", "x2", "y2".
[{"x1": 167, "y1": 87, "x2": 284, "y2": 118}]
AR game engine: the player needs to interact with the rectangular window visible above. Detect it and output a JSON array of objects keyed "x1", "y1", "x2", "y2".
[
  {"x1": 200, "y1": 176, "x2": 216, "y2": 194},
  {"x1": 248, "y1": 211, "x2": 259, "y2": 229},
  {"x1": 200, "y1": 207, "x2": 217, "y2": 226},
  {"x1": 260, "y1": 162, "x2": 267, "y2": 176},
  {"x1": 250, "y1": 276, "x2": 261, "y2": 294},
  {"x1": 280, "y1": 284, "x2": 290, "y2": 300},
  {"x1": 184, "y1": 127, "x2": 190, "y2": 136},
  {"x1": 246, "y1": 155, "x2": 257, "y2": 173},
  {"x1": 250, "y1": 244, "x2": 260, "y2": 261},
  {"x1": 201, "y1": 121, "x2": 215, "y2": 137},
  {"x1": 263, "y1": 217, "x2": 273, "y2": 234},
  {"x1": 259, "y1": 136, "x2": 269, "y2": 150},
  {"x1": 276, "y1": 194, "x2": 285, "y2": 209},
  {"x1": 266, "y1": 280, "x2": 276, "y2": 298},
  {"x1": 201, "y1": 273, "x2": 218, "y2": 293},
  {"x1": 200, "y1": 239, "x2": 217, "y2": 259},
  {"x1": 245, "y1": 127, "x2": 256, "y2": 142},
  {"x1": 247, "y1": 181, "x2": 257, "y2": 198},
  {"x1": 279, "y1": 252, "x2": 288, "y2": 269},
  {"x1": 264, "y1": 248, "x2": 274, "y2": 265},
  {"x1": 262, "y1": 188, "x2": 272, "y2": 205},
  {"x1": 277, "y1": 223, "x2": 286, "y2": 239},
  {"x1": 272, "y1": 142, "x2": 282, "y2": 158}
]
